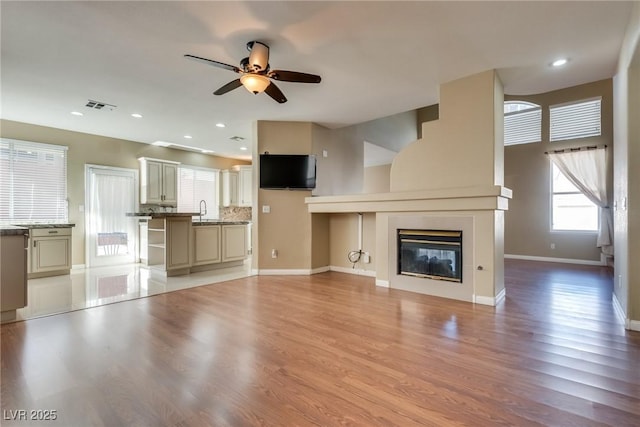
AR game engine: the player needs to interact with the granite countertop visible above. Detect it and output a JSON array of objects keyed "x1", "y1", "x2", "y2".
[
  {"x1": 0, "y1": 225, "x2": 29, "y2": 236},
  {"x1": 11, "y1": 223, "x2": 75, "y2": 229},
  {"x1": 126, "y1": 212, "x2": 198, "y2": 218},
  {"x1": 192, "y1": 220, "x2": 250, "y2": 226}
]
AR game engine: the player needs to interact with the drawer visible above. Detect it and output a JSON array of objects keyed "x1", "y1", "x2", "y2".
[{"x1": 31, "y1": 228, "x2": 72, "y2": 237}]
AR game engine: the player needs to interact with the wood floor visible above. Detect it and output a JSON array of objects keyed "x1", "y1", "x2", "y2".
[{"x1": 1, "y1": 259, "x2": 639, "y2": 426}]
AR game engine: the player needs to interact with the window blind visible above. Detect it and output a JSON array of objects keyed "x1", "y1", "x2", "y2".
[
  {"x1": 504, "y1": 106, "x2": 542, "y2": 145},
  {"x1": 550, "y1": 97, "x2": 601, "y2": 141},
  {"x1": 177, "y1": 165, "x2": 219, "y2": 219},
  {"x1": 0, "y1": 139, "x2": 68, "y2": 222}
]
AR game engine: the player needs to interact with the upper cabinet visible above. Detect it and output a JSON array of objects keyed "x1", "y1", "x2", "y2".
[
  {"x1": 139, "y1": 158, "x2": 179, "y2": 206},
  {"x1": 222, "y1": 165, "x2": 252, "y2": 207}
]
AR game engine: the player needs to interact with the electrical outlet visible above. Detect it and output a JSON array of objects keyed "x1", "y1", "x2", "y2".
[
  {"x1": 363, "y1": 252, "x2": 371, "y2": 264},
  {"x1": 550, "y1": 243, "x2": 556, "y2": 250},
  {"x1": 262, "y1": 205, "x2": 271, "y2": 214},
  {"x1": 271, "y1": 249, "x2": 278, "y2": 258}
]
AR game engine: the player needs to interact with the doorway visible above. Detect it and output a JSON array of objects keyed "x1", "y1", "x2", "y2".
[{"x1": 85, "y1": 165, "x2": 138, "y2": 267}]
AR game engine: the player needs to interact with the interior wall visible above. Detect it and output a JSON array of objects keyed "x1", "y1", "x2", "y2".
[
  {"x1": 255, "y1": 121, "x2": 314, "y2": 271},
  {"x1": 504, "y1": 79, "x2": 614, "y2": 262},
  {"x1": 363, "y1": 164, "x2": 391, "y2": 193},
  {"x1": 312, "y1": 124, "x2": 362, "y2": 196},
  {"x1": 0, "y1": 119, "x2": 247, "y2": 266},
  {"x1": 416, "y1": 104, "x2": 439, "y2": 139},
  {"x1": 329, "y1": 213, "x2": 376, "y2": 273},
  {"x1": 613, "y1": 1, "x2": 640, "y2": 324}
]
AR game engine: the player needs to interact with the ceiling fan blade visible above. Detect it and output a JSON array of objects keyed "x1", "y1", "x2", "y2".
[
  {"x1": 264, "y1": 81, "x2": 287, "y2": 104},
  {"x1": 269, "y1": 70, "x2": 321, "y2": 83},
  {"x1": 184, "y1": 54, "x2": 240, "y2": 73},
  {"x1": 214, "y1": 79, "x2": 243, "y2": 95}
]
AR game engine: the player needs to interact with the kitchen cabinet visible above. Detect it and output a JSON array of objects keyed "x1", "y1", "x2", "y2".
[
  {"x1": 1, "y1": 231, "x2": 28, "y2": 322},
  {"x1": 146, "y1": 216, "x2": 192, "y2": 276},
  {"x1": 222, "y1": 170, "x2": 239, "y2": 207},
  {"x1": 237, "y1": 165, "x2": 252, "y2": 207},
  {"x1": 29, "y1": 227, "x2": 72, "y2": 278},
  {"x1": 222, "y1": 224, "x2": 248, "y2": 262},
  {"x1": 139, "y1": 157, "x2": 179, "y2": 206},
  {"x1": 193, "y1": 225, "x2": 221, "y2": 265},
  {"x1": 222, "y1": 165, "x2": 252, "y2": 207}
]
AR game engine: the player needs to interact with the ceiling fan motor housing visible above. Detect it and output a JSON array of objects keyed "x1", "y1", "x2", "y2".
[{"x1": 247, "y1": 41, "x2": 270, "y2": 72}]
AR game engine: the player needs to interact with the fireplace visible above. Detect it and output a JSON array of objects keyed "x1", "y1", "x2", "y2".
[{"x1": 398, "y1": 229, "x2": 462, "y2": 283}]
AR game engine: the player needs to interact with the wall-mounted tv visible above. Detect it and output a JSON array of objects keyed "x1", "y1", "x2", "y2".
[{"x1": 259, "y1": 154, "x2": 317, "y2": 190}]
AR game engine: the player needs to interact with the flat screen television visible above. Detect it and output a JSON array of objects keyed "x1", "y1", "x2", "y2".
[{"x1": 259, "y1": 154, "x2": 317, "y2": 190}]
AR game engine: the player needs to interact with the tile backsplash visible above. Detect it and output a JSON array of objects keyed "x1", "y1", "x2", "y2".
[{"x1": 220, "y1": 207, "x2": 252, "y2": 221}]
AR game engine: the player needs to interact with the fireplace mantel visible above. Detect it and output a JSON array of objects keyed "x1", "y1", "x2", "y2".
[{"x1": 306, "y1": 185, "x2": 511, "y2": 213}]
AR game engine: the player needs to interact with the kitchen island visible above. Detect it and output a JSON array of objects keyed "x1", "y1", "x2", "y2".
[
  {"x1": 128, "y1": 213, "x2": 250, "y2": 276},
  {"x1": 0, "y1": 226, "x2": 29, "y2": 322}
]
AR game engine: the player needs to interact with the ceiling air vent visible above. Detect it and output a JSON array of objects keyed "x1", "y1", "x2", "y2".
[
  {"x1": 85, "y1": 100, "x2": 116, "y2": 111},
  {"x1": 230, "y1": 136, "x2": 245, "y2": 142}
]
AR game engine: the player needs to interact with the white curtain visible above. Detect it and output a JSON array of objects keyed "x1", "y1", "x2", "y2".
[{"x1": 547, "y1": 147, "x2": 613, "y2": 256}]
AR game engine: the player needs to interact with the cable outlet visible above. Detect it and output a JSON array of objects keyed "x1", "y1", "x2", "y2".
[
  {"x1": 363, "y1": 252, "x2": 371, "y2": 264},
  {"x1": 271, "y1": 249, "x2": 278, "y2": 258}
]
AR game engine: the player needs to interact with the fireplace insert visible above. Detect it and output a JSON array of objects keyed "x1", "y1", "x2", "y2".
[{"x1": 398, "y1": 229, "x2": 462, "y2": 283}]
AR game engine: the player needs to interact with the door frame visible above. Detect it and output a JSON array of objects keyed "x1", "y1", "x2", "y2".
[{"x1": 84, "y1": 164, "x2": 139, "y2": 267}]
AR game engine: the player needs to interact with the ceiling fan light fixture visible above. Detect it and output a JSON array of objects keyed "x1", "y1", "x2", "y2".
[{"x1": 240, "y1": 74, "x2": 270, "y2": 94}]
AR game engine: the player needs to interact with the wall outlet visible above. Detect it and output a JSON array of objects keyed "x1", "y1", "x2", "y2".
[
  {"x1": 550, "y1": 243, "x2": 556, "y2": 250},
  {"x1": 271, "y1": 249, "x2": 278, "y2": 258},
  {"x1": 262, "y1": 205, "x2": 271, "y2": 214},
  {"x1": 363, "y1": 252, "x2": 371, "y2": 264}
]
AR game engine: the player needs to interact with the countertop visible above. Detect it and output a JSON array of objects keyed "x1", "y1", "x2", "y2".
[
  {"x1": 0, "y1": 226, "x2": 29, "y2": 237},
  {"x1": 192, "y1": 220, "x2": 250, "y2": 226},
  {"x1": 126, "y1": 212, "x2": 198, "y2": 218},
  {"x1": 1, "y1": 223, "x2": 75, "y2": 236}
]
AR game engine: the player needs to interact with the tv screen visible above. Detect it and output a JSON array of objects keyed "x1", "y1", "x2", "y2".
[{"x1": 259, "y1": 154, "x2": 317, "y2": 190}]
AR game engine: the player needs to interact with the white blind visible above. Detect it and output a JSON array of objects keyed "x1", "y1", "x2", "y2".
[
  {"x1": 550, "y1": 97, "x2": 601, "y2": 141},
  {"x1": 0, "y1": 139, "x2": 68, "y2": 222},
  {"x1": 504, "y1": 105, "x2": 542, "y2": 145},
  {"x1": 177, "y1": 165, "x2": 219, "y2": 219}
]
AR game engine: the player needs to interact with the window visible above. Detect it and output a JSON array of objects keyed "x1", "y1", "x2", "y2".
[
  {"x1": 0, "y1": 138, "x2": 68, "y2": 222},
  {"x1": 504, "y1": 101, "x2": 541, "y2": 145},
  {"x1": 177, "y1": 165, "x2": 219, "y2": 219},
  {"x1": 550, "y1": 97, "x2": 601, "y2": 141},
  {"x1": 551, "y1": 162, "x2": 598, "y2": 231}
]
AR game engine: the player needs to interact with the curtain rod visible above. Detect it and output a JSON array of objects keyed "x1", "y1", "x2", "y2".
[{"x1": 544, "y1": 144, "x2": 607, "y2": 155}]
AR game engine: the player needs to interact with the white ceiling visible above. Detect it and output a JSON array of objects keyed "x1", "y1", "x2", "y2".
[{"x1": 0, "y1": 1, "x2": 633, "y2": 161}]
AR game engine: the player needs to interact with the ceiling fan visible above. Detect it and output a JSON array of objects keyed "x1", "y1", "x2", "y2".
[{"x1": 185, "y1": 41, "x2": 321, "y2": 104}]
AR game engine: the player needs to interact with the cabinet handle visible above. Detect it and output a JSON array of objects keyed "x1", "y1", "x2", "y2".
[
  {"x1": 48, "y1": 230, "x2": 58, "y2": 234},
  {"x1": 33, "y1": 240, "x2": 36, "y2": 248}
]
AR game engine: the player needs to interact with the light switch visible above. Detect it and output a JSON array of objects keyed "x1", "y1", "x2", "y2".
[{"x1": 262, "y1": 205, "x2": 271, "y2": 213}]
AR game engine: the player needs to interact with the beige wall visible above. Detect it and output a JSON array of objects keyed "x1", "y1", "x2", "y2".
[
  {"x1": 1, "y1": 119, "x2": 247, "y2": 266},
  {"x1": 328, "y1": 213, "x2": 376, "y2": 273},
  {"x1": 391, "y1": 70, "x2": 504, "y2": 192},
  {"x1": 363, "y1": 164, "x2": 391, "y2": 193},
  {"x1": 416, "y1": 104, "x2": 439, "y2": 139},
  {"x1": 613, "y1": 2, "x2": 640, "y2": 324},
  {"x1": 504, "y1": 79, "x2": 614, "y2": 262},
  {"x1": 255, "y1": 121, "x2": 316, "y2": 270}
]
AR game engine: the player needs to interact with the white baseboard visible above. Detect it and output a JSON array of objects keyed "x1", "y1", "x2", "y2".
[
  {"x1": 375, "y1": 279, "x2": 390, "y2": 287},
  {"x1": 473, "y1": 288, "x2": 505, "y2": 306},
  {"x1": 71, "y1": 264, "x2": 86, "y2": 271},
  {"x1": 329, "y1": 265, "x2": 376, "y2": 277},
  {"x1": 612, "y1": 292, "x2": 627, "y2": 326},
  {"x1": 311, "y1": 266, "x2": 331, "y2": 274},
  {"x1": 505, "y1": 254, "x2": 604, "y2": 266},
  {"x1": 628, "y1": 320, "x2": 640, "y2": 332},
  {"x1": 250, "y1": 268, "x2": 259, "y2": 276}
]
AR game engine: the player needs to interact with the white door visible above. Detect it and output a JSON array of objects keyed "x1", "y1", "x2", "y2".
[{"x1": 86, "y1": 165, "x2": 138, "y2": 267}]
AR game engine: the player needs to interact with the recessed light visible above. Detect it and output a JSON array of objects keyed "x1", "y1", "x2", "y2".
[
  {"x1": 184, "y1": 135, "x2": 192, "y2": 139},
  {"x1": 216, "y1": 123, "x2": 225, "y2": 128},
  {"x1": 70, "y1": 111, "x2": 83, "y2": 116},
  {"x1": 240, "y1": 146, "x2": 248, "y2": 151},
  {"x1": 131, "y1": 113, "x2": 143, "y2": 118},
  {"x1": 551, "y1": 58, "x2": 568, "y2": 67},
  {"x1": 201, "y1": 149, "x2": 214, "y2": 154},
  {"x1": 152, "y1": 141, "x2": 172, "y2": 147}
]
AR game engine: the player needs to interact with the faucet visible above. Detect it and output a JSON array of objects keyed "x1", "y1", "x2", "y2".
[{"x1": 199, "y1": 200, "x2": 207, "y2": 222}]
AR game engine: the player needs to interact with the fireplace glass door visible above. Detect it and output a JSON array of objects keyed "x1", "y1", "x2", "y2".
[{"x1": 398, "y1": 229, "x2": 462, "y2": 283}]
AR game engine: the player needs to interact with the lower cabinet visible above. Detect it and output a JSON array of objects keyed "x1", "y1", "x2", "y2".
[
  {"x1": 29, "y1": 228, "x2": 72, "y2": 278},
  {"x1": 166, "y1": 217, "x2": 191, "y2": 271},
  {"x1": 222, "y1": 224, "x2": 247, "y2": 262},
  {"x1": 1, "y1": 233, "x2": 28, "y2": 321},
  {"x1": 193, "y1": 225, "x2": 221, "y2": 265}
]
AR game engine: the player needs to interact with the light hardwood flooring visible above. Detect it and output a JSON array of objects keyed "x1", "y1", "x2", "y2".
[{"x1": 1, "y1": 259, "x2": 639, "y2": 426}]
